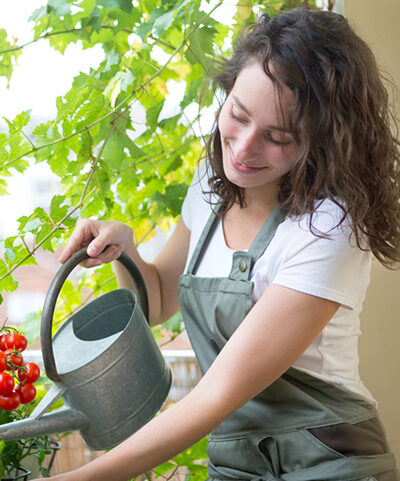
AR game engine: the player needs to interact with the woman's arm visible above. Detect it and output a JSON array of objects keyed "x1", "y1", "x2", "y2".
[
  {"x1": 39, "y1": 284, "x2": 339, "y2": 481},
  {"x1": 112, "y1": 217, "x2": 191, "y2": 324},
  {"x1": 59, "y1": 217, "x2": 191, "y2": 325}
]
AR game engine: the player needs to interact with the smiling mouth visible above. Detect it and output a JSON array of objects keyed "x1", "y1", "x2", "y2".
[
  {"x1": 229, "y1": 148, "x2": 266, "y2": 173},
  {"x1": 236, "y1": 158, "x2": 248, "y2": 168}
]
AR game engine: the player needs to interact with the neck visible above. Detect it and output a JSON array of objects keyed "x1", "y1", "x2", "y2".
[{"x1": 241, "y1": 182, "x2": 280, "y2": 213}]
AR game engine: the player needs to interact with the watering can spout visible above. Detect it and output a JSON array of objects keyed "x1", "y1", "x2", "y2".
[
  {"x1": 0, "y1": 407, "x2": 89, "y2": 442},
  {"x1": 0, "y1": 381, "x2": 89, "y2": 442}
]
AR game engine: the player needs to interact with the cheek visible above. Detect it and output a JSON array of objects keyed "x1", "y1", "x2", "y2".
[
  {"x1": 284, "y1": 143, "x2": 298, "y2": 167},
  {"x1": 267, "y1": 144, "x2": 297, "y2": 172}
]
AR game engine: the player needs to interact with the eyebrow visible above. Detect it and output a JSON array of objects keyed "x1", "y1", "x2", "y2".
[{"x1": 232, "y1": 95, "x2": 293, "y2": 133}]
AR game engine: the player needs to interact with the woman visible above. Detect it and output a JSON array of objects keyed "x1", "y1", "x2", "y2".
[{"x1": 38, "y1": 8, "x2": 400, "y2": 481}]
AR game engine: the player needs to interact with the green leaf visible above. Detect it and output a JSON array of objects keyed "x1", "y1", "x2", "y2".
[
  {"x1": 23, "y1": 218, "x2": 44, "y2": 232},
  {"x1": 154, "y1": 9, "x2": 176, "y2": 36},
  {"x1": 104, "y1": 70, "x2": 135, "y2": 107},
  {"x1": 0, "y1": 179, "x2": 8, "y2": 196},
  {"x1": 163, "y1": 311, "x2": 183, "y2": 333},
  {"x1": 47, "y1": 0, "x2": 72, "y2": 16},
  {"x1": 28, "y1": 6, "x2": 48, "y2": 22},
  {"x1": 4, "y1": 248, "x2": 16, "y2": 264},
  {"x1": 50, "y1": 194, "x2": 69, "y2": 219},
  {"x1": 0, "y1": 260, "x2": 18, "y2": 293},
  {"x1": 0, "y1": 29, "x2": 22, "y2": 83},
  {"x1": 21, "y1": 311, "x2": 41, "y2": 345},
  {"x1": 81, "y1": 6, "x2": 102, "y2": 36},
  {"x1": 96, "y1": 0, "x2": 133, "y2": 12}
]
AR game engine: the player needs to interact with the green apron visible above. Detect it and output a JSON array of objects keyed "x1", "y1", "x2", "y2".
[{"x1": 178, "y1": 205, "x2": 399, "y2": 481}]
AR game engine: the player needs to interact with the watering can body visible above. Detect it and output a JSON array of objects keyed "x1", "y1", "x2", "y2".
[{"x1": 0, "y1": 249, "x2": 172, "y2": 450}]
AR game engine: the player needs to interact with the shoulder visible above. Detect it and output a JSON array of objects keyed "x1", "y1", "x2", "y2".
[
  {"x1": 279, "y1": 197, "x2": 369, "y2": 266},
  {"x1": 252, "y1": 198, "x2": 371, "y2": 309}
]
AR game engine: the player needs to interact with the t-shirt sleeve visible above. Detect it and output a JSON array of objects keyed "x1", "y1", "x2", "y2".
[
  {"x1": 181, "y1": 161, "x2": 210, "y2": 231},
  {"x1": 271, "y1": 209, "x2": 371, "y2": 310},
  {"x1": 181, "y1": 185, "x2": 192, "y2": 230}
]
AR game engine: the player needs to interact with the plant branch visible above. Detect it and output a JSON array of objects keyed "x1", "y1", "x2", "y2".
[
  {"x1": 0, "y1": 1, "x2": 223, "y2": 174},
  {"x1": 115, "y1": 137, "x2": 197, "y2": 175},
  {"x1": 0, "y1": 167, "x2": 97, "y2": 283},
  {"x1": 184, "y1": 43, "x2": 209, "y2": 75},
  {"x1": 158, "y1": 330, "x2": 183, "y2": 348},
  {"x1": 0, "y1": 25, "x2": 139, "y2": 55}
]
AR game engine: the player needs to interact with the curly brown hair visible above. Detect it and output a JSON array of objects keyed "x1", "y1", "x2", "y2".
[{"x1": 205, "y1": 8, "x2": 400, "y2": 268}]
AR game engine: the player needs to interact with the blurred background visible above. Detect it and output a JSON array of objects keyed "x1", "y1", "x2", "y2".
[{"x1": 0, "y1": 0, "x2": 398, "y2": 477}]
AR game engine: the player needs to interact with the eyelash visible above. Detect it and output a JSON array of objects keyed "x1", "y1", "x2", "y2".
[
  {"x1": 229, "y1": 109, "x2": 246, "y2": 124},
  {"x1": 229, "y1": 108, "x2": 290, "y2": 146}
]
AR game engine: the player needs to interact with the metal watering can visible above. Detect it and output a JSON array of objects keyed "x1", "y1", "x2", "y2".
[{"x1": 0, "y1": 248, "x2": 172, "y2": 450}]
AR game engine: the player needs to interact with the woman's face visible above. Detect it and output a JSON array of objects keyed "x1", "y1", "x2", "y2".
[{"x1": 218, "y1": 62, "x2": 298, "y2": 200}]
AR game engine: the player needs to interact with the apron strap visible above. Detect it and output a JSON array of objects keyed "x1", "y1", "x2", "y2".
[
  {"x1": 229, "y1": 205, "x2": 286, "y2": 281},
  {"x1": 187, "y1": 203, "x2": 285, "y2": 279},
  {"x1": 187, "y1": 205, "x2": 221, "y2": 275}
]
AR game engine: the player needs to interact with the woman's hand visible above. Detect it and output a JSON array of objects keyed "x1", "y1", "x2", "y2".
[{"x1": 59, "y1": 219, "x2": 134, "y2": 268}]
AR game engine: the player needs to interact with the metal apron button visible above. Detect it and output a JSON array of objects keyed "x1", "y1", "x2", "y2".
[{"x1": 239, "y1": 261, "x2": 247, "y2": 272}]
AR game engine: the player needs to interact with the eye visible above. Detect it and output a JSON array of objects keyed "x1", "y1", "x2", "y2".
[
  {"x1": 265, "y1": 132, "x2": 292, "y2": 146},
  {"x1": 229, "y1": 107, "x2": 247, "y2": 124}
]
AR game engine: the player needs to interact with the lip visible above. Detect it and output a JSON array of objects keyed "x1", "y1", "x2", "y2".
[{"x1": 229, "y1": 148, "x2": 266, "y2": 174}]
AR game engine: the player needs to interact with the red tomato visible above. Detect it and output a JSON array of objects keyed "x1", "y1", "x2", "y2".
[
  {"x1": 0, "y1": 372, "x2": 15, "y2": 396},
  {"x1": 15, "y1": 383, "x2": 36, "y2": 404},
  {"x1": 5, "y1": 333, "x2": 27, "y2": 352},
  {"x1": 0, "y1": 352, "x2": 6, "y2": 372},
  {"x1": 0, "y1": 391, "x2": 21, "y2": 411},
  {"x1": 18, "y1": 362, "x2": 40, "y2": 384},
  {"x1": 5, "y1": 350, "x2": 24, "y2": 370},
  {"x1": 0, "y1": 334, "x2": 7, "y2": 351}
]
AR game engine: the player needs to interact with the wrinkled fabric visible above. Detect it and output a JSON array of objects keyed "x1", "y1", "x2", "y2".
[{"x1": 178, "y1": 205, "x2": 398, "y2": 481}]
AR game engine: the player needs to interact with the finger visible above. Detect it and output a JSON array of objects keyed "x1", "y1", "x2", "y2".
[
  {"x1": 75, "y1": 245, "x2": 121, "y2": 269},
  {"x1": 90, "y1": 244, "x2": 122, "y2": 264},
  {"x1": 59, "y1": 240, "x2": 90, "y2": 264},
  {"x1": 86, "y1": 233, "x2": 111, "y2": 258},
  {"x1": 79, "y1": 257, "x2": 103, "y2": 268},
  {"x1": 59, "y1": 220, "x2": 94, "y2": 263}
]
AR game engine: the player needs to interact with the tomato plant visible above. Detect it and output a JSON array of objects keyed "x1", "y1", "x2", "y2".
[
  {"x1": 0, "y1": 391, "x2": 21, "y2": 411},
  {"x1": 0, "y1": 351, "x2": 6, "y2": 372},
  {"x1": 5, "y1": 333, "x2": 27, "y2": 352},
  {"x1": 0, "y1": 328, "x2": 39, "y2": 413},
  {"x1": 0, "y1": 373, "x2": 14, "y2": 396},
  {"x1": 15, "y1": 383, "x2": 36, "y2": 405},
  {"x1": 18, "y1": 362, "x2": 40, "y2": 384},
  {"x1": 4, "y1": 350, "x2": 24, "y2": 370},
  {"x1": 0, "y1": 335, "x2": 7, "y2": 352},
  {"x1": 0, "y1": 325, "x2": 55, "y2": 478}
]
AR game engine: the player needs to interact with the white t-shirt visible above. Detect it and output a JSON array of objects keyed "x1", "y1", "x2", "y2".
[{"x1": 181, "y1": 163, "x2": 376, "y2": 406}]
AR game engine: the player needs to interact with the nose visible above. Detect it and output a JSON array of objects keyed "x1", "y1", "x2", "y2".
[{"x1": 234, "y1": 128, "x2": 260, "y2": 161}]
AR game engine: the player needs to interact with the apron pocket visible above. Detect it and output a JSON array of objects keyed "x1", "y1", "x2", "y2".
[
  {"x1": 257, "y1": 430, "x2": 346, "y2": 476},
  {"x1": 305, "y1": 417, "x2": 390, "y2": 457},
  {"x1": 207, "y1": 436, "x2": 259, "y2": 477}
]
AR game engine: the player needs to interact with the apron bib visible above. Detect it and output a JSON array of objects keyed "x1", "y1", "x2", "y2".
[{"x1": 178, "y1": 206, "x2": 399, "y2": 481}]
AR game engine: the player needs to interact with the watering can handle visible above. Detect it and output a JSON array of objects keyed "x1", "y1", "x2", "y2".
[{"x1": 41, "y1": 248, "x2": 149, "y2": 383}]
